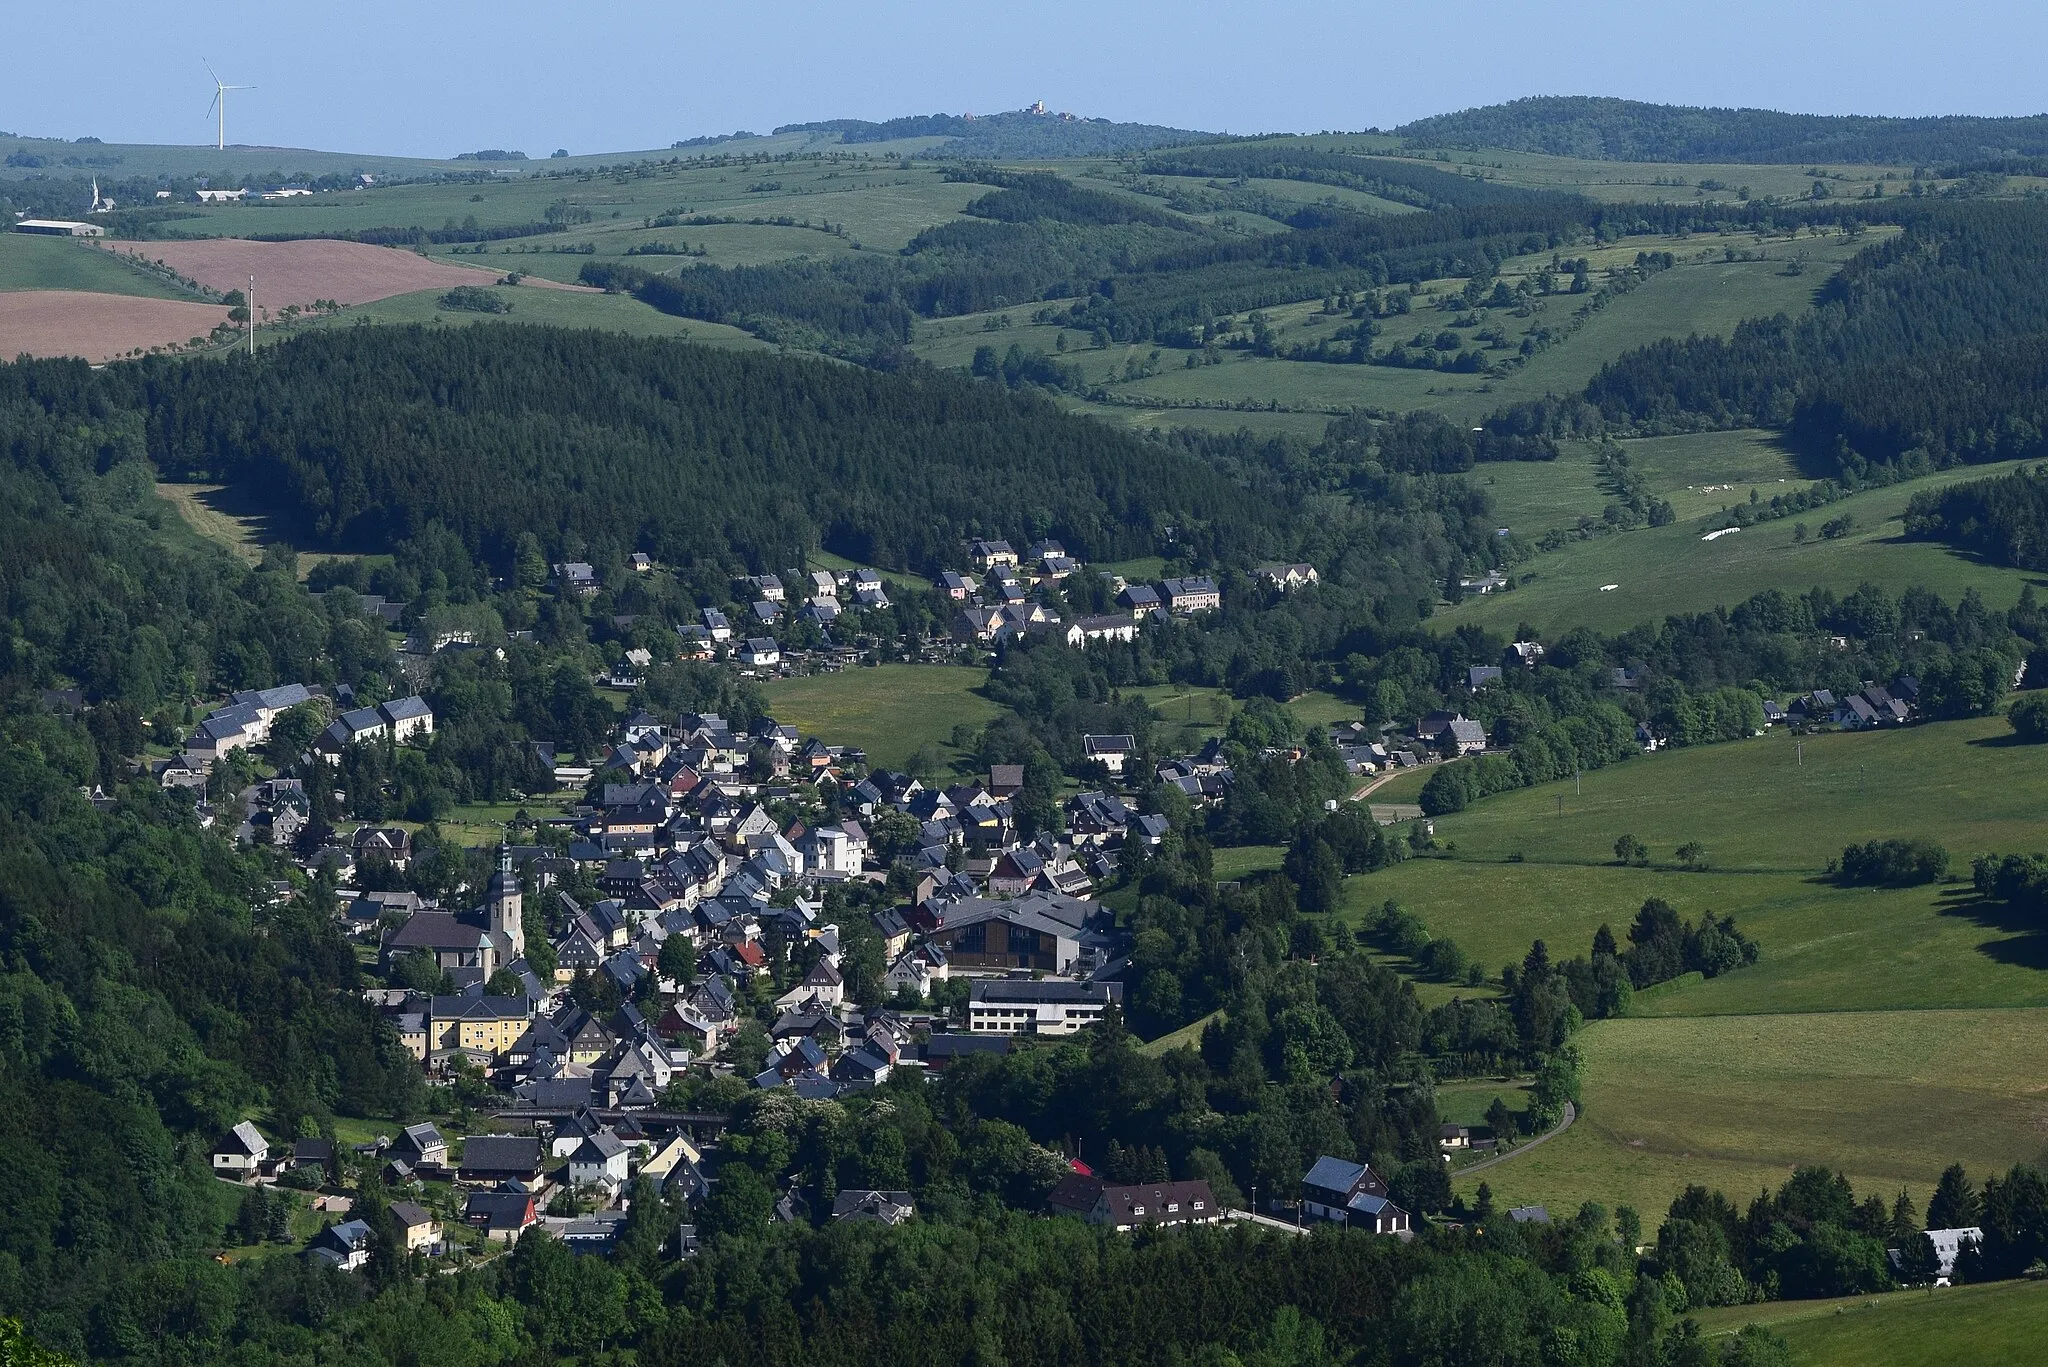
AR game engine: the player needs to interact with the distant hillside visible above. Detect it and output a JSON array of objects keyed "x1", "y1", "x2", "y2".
[
  {"x1": 775, "y1": 107, "x2": 1214, "y2": 158},
  {"x1": 1397, "y1": 96, "x2": 2048, "y2": 165}
]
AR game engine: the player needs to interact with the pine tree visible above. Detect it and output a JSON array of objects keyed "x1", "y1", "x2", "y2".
[{"x1": 1928, "y1": 1163, "x2": 1980, "y2": 1228}]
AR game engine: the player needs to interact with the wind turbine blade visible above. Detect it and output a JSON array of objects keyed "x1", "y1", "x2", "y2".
[
  {"x1": 207, "y1": 91, "x2": 221, "y2": 119},
  {"x1": 205, "y1": 58, "x2": 221, "y2": 86}
]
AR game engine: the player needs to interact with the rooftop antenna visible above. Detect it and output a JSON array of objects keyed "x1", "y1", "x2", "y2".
[{"x1": 204, "y1": 61, "x2": 256, "y2": 151}]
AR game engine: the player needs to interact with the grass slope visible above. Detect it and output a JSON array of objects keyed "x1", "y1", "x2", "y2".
[
  {"x1": 1441, "y1": 458, "x2": 2044, "y2": 636},
  {"x1": 290, "y1": 284, "x2": 769, "y2": 348},
  {"x1": 1697, "y1": 1279, "x2": 2048, "y2": 1366},
  {"x1": 1456, "y1": 1008, "x2": 2048, "y2": 1220}
]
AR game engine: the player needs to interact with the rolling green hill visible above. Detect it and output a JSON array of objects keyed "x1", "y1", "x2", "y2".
[{"x1": 1396, "y1": 95, "x2": 2048, "y2": 164}]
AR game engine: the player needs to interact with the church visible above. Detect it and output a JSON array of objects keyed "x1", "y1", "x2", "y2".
[{"x1": 380, "y1": 846, "x2": 526, "y2": 980}]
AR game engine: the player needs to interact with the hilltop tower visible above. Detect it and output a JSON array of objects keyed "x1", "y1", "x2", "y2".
[{"x1": 488, "y1": 842, "x2": 524, "y2": 962}]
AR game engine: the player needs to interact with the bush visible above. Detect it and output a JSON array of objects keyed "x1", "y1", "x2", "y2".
[
  {"x1": 1838, "y1": 837, "x2": 1950, "y2": 886},
  {"x1": 2010, "y1": 692, "x2": 2048, "y2": 742}
]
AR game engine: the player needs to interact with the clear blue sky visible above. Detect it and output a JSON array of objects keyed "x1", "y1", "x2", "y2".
[{"x1": 6, "y1": 0, "x2": 2045, "y2": 158}]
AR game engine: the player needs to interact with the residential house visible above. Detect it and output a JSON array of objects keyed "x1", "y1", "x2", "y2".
[
  {"x1": 831, "y1": 1190, "x2": 916, "y2": 1225},
  {"x1": 379, "y1": 696, "x2": 435, "y2": 743},
  {"x1": 212, "y1": 1121, "x2": 270, "y2": 1178},
  {"x1": 970, "y1": 540, "x2": 1018, "y2": 571},
  {"x1": 567, "y1": 1130, "x2": 632, "y2": 1191},
  {"x1": 1505, "y1": 641, "x2": 1545, "y2": 669},
  {"x1": 1255, "y1": 563, "x2": 1319, "y2": 591},
  {"x1": 739, "y1": 638, "x2": 781, "y2": 668},
  {"x1": 459, "y1": 1135, "x2": 544, "y2": 1184},
  {"x1": 969, "y1": 978, "x2": 1123, "y2": 1035},
  {"x1": 389, "y1": 1200, "x2": 440, "y2": 1253},
  {"x1": 749, "y1": 574, "x2": 785, "y2": 602},
  {"x1": 701, "y1": 608, "x2": 732, "y2": 642},
  {"x1": 1065, "y1": 613, "x2": 1140, "y2": 647},
  {"x1": 307, "y1": 1219, "x2": 373, "y2": 1271},
  {"x1": 1047, "y1": 1177, "x2": 1220, "y2": 1231},
  {"x1": 464, "y1": 1186, "x2": 538, "y2": 1241},
  {"x1": 554, "y1": 563, "x2": 599, "y2": 597},
  {"x1": 1120, "y1": 584, "x2": 1162, "y2": 615},
  {"x1": 1300, "y1": 1156, "x2": 1411, "y2": 1234},
  {"x1": 427, "y1": 995, "x2": 530, "y2": 1058},
  {"x1": 1442, "y1": 717, "x2": 1487, "y2": 757},
  {"x1": 938, "y1": 571, "x2": 973, "y2": 600},
  {"x1": 392, "y1": 1122, "x2": 448, "y2": 1171},
  {"x1": 1468, "y1": 665, "x2": 1503, "y2": 691}
]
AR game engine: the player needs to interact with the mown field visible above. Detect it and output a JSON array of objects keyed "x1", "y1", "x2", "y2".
[
  {"x1": 1460, "y1": 1008, "x2": 2048, "y2": 1222},
  {"x1": 758, "y1": 664, "x2": 1002, "y2": 773},
  {"x1": 1697, "y1": 1278, "x2": 2048, "y2": 1366}
]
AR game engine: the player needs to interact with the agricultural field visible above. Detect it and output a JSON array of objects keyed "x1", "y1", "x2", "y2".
[
  {"x1": 758, "y1": 664, "x2": 1002, "y2": 774},
  {"x1": 0, "y1": 290, "x2": 230, "y2": 362},
  {"x1": 113, "y1": 236, "x2": 548, "y2": 308},
  {"x1": 1441, "y1": 456, "x2": 2044, "y2": 637},
  {"x1": 1697, "y1": 1279, "x2": 2048, "y2": 1366}
]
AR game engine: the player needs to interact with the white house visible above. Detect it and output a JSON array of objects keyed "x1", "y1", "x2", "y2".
[
  {"x1": 378, "y1": 695, "x2": 434, "y2": 743},
  {"x1": 212, "y1": 1120, "x2": 270, "y2": 1177},
  {"x1": 567, "y1": 1130, "x2": 631, "y2": 1191}
]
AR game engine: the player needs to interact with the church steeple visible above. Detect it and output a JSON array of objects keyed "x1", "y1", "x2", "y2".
[{"x1": 488, "y1": 840, "x2": 524, "y2": 961}]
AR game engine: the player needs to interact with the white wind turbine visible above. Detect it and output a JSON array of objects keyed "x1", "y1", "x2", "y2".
[{"x1": 204, "y1": 61, "x2": 256, "y2": 151}]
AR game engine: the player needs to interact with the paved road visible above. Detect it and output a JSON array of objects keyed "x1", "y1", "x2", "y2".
[
  {"x1": 1454, "y1": 1101, "x2": 1577, "y2": 1177},
  {"x1": 1226, "y1": 1209, "x2": 1311, "y2": 1235}
]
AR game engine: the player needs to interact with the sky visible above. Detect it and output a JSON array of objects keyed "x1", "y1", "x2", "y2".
[{"x1": 6, "y1": 0, "x2": 2047, "y2": 158}]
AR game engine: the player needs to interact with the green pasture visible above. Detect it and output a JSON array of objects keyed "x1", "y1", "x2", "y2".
[
  {"x1": 1441, "y1": 458, "x2": 2044, "y2": 636},
  {"x1": 759, "y1": 664, "x2": 1001, "y2": 773},
  {"x1": 1697, "y1": 1280, "x2": 2048, "y2": 1366},
  {"x1": 1455, "y1": 1008, "x2": 2048, "y2": 1222},
  {"x1": 0, "y1": 233, "x2": 194, "y2": 297},
  {"x1": 1062, "y1": 399, "x2": 1341, "y2": 442}
]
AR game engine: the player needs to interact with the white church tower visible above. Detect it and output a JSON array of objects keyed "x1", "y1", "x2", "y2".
[{"x1": 488, "y1": 842, "x2": 524, "y2": 962}]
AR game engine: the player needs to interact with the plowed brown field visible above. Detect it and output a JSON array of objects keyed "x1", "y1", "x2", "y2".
[
  {"x1": 113, "y1": 238, "x2": 549, "y2": 308},
  {"x1": 0, "y1": 291, "x2": 232, "y2": 362}
]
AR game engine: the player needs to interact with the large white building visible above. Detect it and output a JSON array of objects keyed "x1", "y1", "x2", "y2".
[{"x1": 968, "y1": 978, "x2": 1122, "y2": 1035}]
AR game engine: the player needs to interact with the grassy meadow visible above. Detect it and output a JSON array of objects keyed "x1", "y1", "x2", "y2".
[{"x1": 288, "y1": 284, "x2": 770, "y2": 348}]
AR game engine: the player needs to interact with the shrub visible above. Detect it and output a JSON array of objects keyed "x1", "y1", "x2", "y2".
[
  {"x1": 438, "y1": 284, "x2": 511, "y2": 314},
  {"x1": 2010, "y1": 692, "x2": 2048, "y2": 742}
]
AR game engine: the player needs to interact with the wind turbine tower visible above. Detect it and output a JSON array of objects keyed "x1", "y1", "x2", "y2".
[{"x1": 205, "y1": 62, "x2": 256, "y2": 151}]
